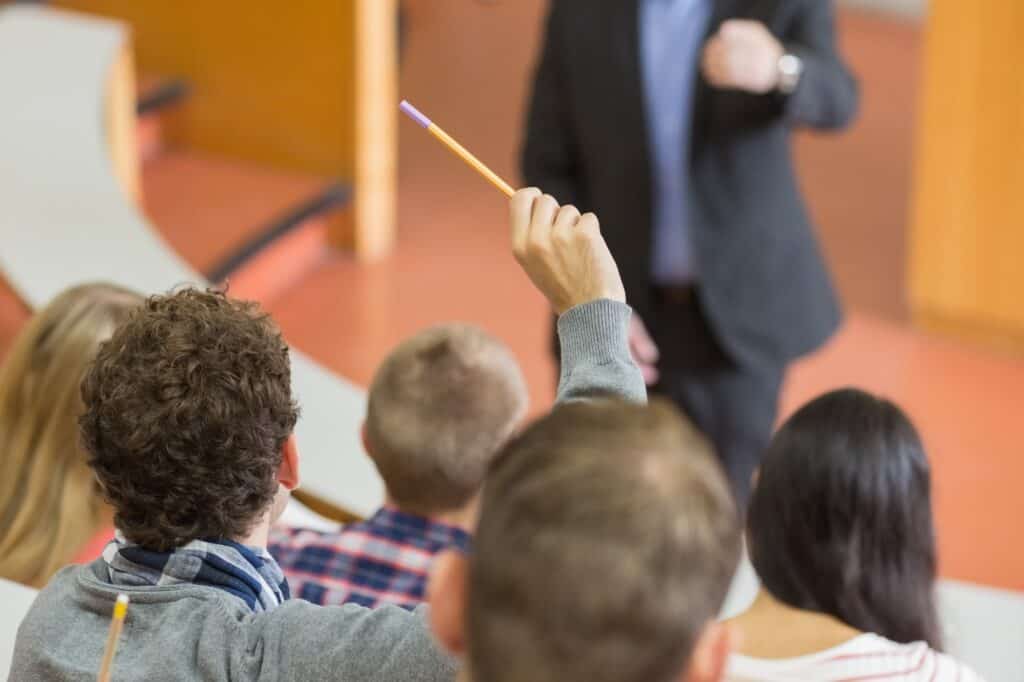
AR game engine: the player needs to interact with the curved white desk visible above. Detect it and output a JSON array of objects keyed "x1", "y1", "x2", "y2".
[
  {"x1": 0, "y1": 579, "x2": 37, "y2": 676},
  {"x1": 0, "y1": 6, "x2": 383, "y2": 518}
]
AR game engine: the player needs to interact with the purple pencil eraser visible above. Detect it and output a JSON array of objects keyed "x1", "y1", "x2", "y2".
[{"x1": 399, "y1": 100, "x2": 432, "y2": 129}]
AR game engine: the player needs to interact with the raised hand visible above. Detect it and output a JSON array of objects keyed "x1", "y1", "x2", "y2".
[{"x1": 510, "y1": 189, "x2": 626, "y2": 315}]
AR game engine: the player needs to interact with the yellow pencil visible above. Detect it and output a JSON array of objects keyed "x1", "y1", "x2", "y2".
[
  {"x1": 97, "y1": 593, "x2": 129, "y2": 682},
  {"x1": 400, "y1": 100, "x2": 516, "y2": 198}
]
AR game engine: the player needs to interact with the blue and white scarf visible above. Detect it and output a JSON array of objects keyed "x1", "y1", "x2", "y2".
[{"x1": 102, "y1": 533, "x2": 290, "y2": 612}]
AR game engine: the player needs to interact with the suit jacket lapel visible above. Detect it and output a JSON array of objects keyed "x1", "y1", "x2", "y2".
[
  {"x1": 710, "y1": 0, "x2": 742, "y2": 28},
  {"x1": 613, "y1": 0, "x2": 644, "y2": 120},
  {"x1": 612, "y1": 0, "x2": 652, "y2": 176}
]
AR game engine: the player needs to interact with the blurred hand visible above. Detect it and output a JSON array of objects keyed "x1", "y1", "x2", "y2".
[
  {"x1": 701, "y1": 20, "x2": 784, "y2": 94},
  {"x1": 510, "y1": 188, "x2": 626, "y2": 315},
  {"x1": 629, "y1": 315, "x2": 660, "y2": 386}
]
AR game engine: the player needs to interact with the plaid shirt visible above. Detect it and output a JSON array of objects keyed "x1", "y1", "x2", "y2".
[{"x1": 268, "y1": 506, "x2": 471, "y2": 610}]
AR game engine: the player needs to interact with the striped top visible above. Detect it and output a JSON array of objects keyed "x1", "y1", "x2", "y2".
[{"x1": 727, "y1": 634, "x2": 985, "y2": 681}]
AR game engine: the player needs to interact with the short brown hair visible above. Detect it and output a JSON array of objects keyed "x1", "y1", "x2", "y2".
[
  {"x1": 468, "y1": 399, "x2": 741, "y2": 682},
  {"x1": 80, "y1": 287, "x2": 299, "y2": 551},
  {"x1": 364, "y1": 324, "x2": 527, "y2": 515}
]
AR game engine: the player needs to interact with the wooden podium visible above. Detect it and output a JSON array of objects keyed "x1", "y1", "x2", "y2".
[{"x1": 909, "y1": 0, "x2": 1024, "y2": 350}]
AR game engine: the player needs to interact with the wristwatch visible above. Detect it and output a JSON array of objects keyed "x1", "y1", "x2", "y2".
[{"x1": 777, "y1": 53, "x2": 803, "y2": 95}]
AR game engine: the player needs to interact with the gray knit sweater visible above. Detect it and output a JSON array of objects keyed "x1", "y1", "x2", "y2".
[{"x1": 9, "y1": 299, "x2": 644, "y2": 681}]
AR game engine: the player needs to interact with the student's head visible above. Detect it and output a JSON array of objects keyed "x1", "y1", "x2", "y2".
[
  {"x1": 364, "y1": 323, "x2": 527, "y2": 517},
  {"x1": 80, "y1": 287, "x2": 300, "y2": 551},
  {"x1": 430, "y1": 399, "x2": 742, "y2": 682},
  {"x1": 748, "y1": 388, "x2": 942, "y2": 649},
  {"x1": 0, "y1": 282, "x2": 142, "y2": 586}
]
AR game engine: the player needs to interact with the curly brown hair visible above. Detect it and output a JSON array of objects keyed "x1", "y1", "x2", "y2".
[{"x1": 80, "y1": 287, "x2": 299, "y2": 551}]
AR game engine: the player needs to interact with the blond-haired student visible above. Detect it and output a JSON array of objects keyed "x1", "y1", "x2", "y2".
[
  {"x1": 270, "y1": 323, "x2": 527, "y2": 609},
  {"x1": 0, "y1": 283, "x2": 141, "y2": 587}
]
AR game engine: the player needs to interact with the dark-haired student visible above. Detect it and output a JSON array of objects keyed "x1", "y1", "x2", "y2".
[
  {"x1": 9, "y1": 188, "x2": 644, "y2": 681},
  {"x1": 270, "y1": 323, "x2": 527, "y2": 609},
  {"x1": 725, "y1": 389, "x2": 984, "y2": 681}
]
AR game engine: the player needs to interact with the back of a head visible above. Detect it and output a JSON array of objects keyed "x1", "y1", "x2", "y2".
[
  {"x1": 748, "y1": 388, "x2": 942, "y2": 648},
  {"x1": 79, "y1": 287, "x2": 299, "y2": 551},
  {"x1": 365, "y1": 323, "x2": 527, "y2": 515},
  {"x1": 469, "y1": 399, "x2": 741, "y2": 682},
  {"x1": 0, "y1": 282, "x2": 142, "y2": 586}
]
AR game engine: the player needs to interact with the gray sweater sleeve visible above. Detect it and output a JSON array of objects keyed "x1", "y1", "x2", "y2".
[
  {"x1": 555, "y1": 299, "x2": 647, "y2": 404},
  {"x1": 260, "y1": 600, "x2": 457, "y2": 681}
]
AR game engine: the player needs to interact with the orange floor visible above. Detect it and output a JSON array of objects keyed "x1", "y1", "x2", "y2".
[{"x1": 142, "y1": 151, "x2": 329, "y2": 275}]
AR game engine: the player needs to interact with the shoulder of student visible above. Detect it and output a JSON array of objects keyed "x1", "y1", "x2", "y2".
[{"x1": 10, "y1": 563, "x2": 456, "y2": 682}]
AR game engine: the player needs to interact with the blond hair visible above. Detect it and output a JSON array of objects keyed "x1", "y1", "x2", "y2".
[
  {"x1": 0, "y1": 283, "x2": 141, "y2": 587},
  {"x1": 365, "y1": 323, "x2": 528, "y2": 515}
]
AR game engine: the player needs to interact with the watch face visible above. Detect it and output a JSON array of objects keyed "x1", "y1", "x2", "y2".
[{"x1": 778, "y1": 54, "x2": 802, "y2": 94}]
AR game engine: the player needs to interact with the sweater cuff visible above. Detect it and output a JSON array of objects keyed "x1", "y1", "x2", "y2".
[
  {"x1": 555, "y1": 299, "x2": 647, "y2": 404},
  {"x1": 557, "y1": 299, "x2": 632, "y2": 366}
]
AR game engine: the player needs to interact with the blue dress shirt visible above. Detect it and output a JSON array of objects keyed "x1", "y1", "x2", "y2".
[{"x1": 640, "y1": 0, "x2": 713, "y2": 285}]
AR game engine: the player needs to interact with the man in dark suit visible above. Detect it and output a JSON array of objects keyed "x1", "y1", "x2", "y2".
[{"x1": 522, "y1": 0, "x2": 858, "y2": 506}]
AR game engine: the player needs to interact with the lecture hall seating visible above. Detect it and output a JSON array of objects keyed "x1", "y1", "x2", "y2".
[
  {"x1": 0, "y1": 578, "x2": 38, "y2": 675},
  {"x1": 0, "y1": 6, "x2": 383, "y2": 520}
]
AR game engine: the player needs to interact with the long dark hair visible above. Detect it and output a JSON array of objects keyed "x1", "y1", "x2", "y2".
[{"x1": 747, "y1": 388, "x2": 943, "y2": 649}]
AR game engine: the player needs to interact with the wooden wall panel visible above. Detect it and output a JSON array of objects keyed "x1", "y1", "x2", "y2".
[
  {"x1": 351, "y1": 0, "x2": 397, "y2": 260},
  {"x1": 54, "y1": 0, "x2": 357, "y2": 178},
  {"x1": 909, "y1": 0, "x2": 1024, "y2": 345}
]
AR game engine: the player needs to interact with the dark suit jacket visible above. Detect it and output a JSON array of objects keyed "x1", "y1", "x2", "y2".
[{"x1": 522, "y1": 0, "x2": 858, "y2": 370}]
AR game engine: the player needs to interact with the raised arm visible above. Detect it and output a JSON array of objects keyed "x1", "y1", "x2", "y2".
[{"x1": 509, "y1": 189, "x2": 646, "y2": 404}]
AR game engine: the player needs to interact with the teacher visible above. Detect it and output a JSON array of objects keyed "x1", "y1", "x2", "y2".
[{"x1": 522, "y1": 0, "x2": 858, "y2": 506}]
